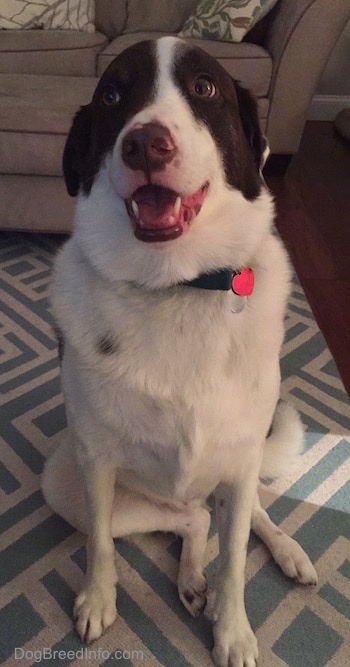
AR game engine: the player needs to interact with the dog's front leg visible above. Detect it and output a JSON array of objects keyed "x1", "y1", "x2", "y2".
[
  {"x1": 73, "y1": 461, "x2": 118, "y2": 643},
  {"x1": 213, "y1": 467, "x2": 260, "y2": 667}
]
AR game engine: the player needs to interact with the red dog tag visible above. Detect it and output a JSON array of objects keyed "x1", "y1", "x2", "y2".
[{"x1": 232, "y1": 268, "x2": 254, "y2": 296}]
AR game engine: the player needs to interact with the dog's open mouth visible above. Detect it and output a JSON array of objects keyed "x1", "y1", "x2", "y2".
[{"x1": 125, "y1": 183, "x2": 209, "y2": 242}]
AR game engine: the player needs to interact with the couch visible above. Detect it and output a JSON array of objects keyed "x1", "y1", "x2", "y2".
[{"x1": 0, "y1": 0, "x2": 349, "y2": 233}]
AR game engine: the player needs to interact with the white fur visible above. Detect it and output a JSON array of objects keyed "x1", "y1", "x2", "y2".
[{"x1": 43, "y1": 36, "x2": 317, "y2": 665}]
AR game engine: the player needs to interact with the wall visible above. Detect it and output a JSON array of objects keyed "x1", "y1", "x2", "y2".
[{"x1": 309, "y1": 20, "x2": 350, "y2": 120}]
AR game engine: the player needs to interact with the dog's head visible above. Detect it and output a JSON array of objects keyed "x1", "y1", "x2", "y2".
[{"x1": 63, "y1": 37, "x2": 272, "y2": 287}]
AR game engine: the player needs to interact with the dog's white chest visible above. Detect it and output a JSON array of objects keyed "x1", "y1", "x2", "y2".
[
  {"x1": 62, "y1": 285, "x2": 274, "y2": 501},
  {"x1": 112, "y1": 389, "x2": 258, "y2": 502}
]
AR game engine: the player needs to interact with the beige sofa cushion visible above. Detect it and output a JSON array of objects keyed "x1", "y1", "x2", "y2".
[
  {"x1": 0, "y1": 175, "x2": 75, "y2": 233},
  {"x1": 0, "y1": 74, "x2": 97, "y2": 176},
  {"x1": 95, "y1": 0, "x2": 127, "y2": 40},
  {"x1": 124, "y1": 0, "x2": 199, "y2": 34},
  {"x1": 0, "y1": 30, "x2": 108, "y2": 76},
  {"x1": 97, "y1": 33, "x2": 272, "y2": 98}
]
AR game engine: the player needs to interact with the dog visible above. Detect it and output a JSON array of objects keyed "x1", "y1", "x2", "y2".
[{"x1": 42, "y1": 36, "x2": 318, "y2": 666}]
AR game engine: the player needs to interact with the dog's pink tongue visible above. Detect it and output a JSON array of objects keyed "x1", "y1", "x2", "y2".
[{"x1": 133, "y1": 186, "x2": 177, "y2": 229}]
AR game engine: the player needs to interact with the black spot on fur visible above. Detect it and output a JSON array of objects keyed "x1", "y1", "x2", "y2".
[
  {"x1": 172, "y1": 43, "x2": 263, "y2": 201},
  {"x1": 218, "y1": 498, "x2": 225, "y2": 508},
  {"x1": 97, "y1": 335, "x2": 119, "y2": 355},
  {"x1": 183, "y1": 590, "x2": 195, "y2": 605},
  {"x1": 266, "y1": 422, "x2": 273, "y2": 439},
  {"x1": 63, "y1": 40, "x2": 157, "y2": 197},
  {"x1": 52, "y1": 324, "x2": 65, "y2": 365}
]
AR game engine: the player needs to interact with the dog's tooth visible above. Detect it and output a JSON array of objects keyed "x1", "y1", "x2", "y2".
[
  {"x1": 131, "y1": 200, "x2": 139, "y2": 218},
  {"x1": 174, "y1": 196, "x2": 181, "y2": 216},
  {"x1": 138, "y1": 218, "x2": 146, "y2": 228}
]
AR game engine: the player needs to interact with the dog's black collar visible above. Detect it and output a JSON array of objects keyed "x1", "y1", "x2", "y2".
[
  {"x1": 183, "y1": 267, "x2": 233, "y2": 291},
  {"x1": 183, "y1": 267, "x2": 254, "y2": 296}
]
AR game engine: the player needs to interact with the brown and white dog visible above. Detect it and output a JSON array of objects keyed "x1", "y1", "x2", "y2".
[{"x1": 42, "y1": 36, "x2": 317, "y2": 667}]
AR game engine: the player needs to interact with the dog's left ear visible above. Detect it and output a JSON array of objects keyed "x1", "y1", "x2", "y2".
[
  {"x1": 62, "y1": 105, "x2": 92, "y2": 196},
  {"x1": 234, "y1": 81, "x2": 269, "y2": 174}
]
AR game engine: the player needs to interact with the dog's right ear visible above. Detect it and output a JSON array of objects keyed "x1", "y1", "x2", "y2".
[{"x1": 62, "y1": 105, "x2": 92, "y2": 197}]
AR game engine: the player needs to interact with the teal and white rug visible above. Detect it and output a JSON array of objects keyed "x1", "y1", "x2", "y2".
[{"x1": 0, "y1": 232, "x2": 349, "y2": 667}]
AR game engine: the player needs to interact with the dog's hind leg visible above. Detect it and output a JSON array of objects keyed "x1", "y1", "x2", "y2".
[
  {"x1": 42, "y1": 442, "x2": 210, "y2": 617},
  {"x1": 251, "y1": 493, "x2": 318, "y2": 585}
]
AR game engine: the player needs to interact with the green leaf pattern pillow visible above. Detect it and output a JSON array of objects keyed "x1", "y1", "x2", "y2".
[
  {"x1": 0, "y1": 0, "x2": 95, "y2": 32},
  {"x1": 180, "y1": 0, "x2": 279, "y2": 43}
]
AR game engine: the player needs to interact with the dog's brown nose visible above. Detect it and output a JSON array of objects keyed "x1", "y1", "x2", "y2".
[{"x1": 122, "y1": 123, "x2": 177, "y2": 172}]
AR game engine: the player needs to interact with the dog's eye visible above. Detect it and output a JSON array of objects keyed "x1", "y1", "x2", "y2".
[
  {"x1": 101, "y1": 85, "x2": 121, "y2": 106},
  {"x1": 192, "y1": 77, "x2": 216, "y2": 98}
]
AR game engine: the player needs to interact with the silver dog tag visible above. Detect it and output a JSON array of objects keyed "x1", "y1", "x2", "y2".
[{"x1": 231, "y1": 295, "x2": 247, "y2": 314}]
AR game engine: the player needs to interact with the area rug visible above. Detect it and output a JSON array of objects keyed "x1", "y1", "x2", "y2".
[{"x1": 0, "y1": 231, "x2": 349, "y2": 667}]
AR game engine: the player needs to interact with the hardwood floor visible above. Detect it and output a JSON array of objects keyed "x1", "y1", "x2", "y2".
[{"x1": 266, "y1": 121, "x2": 350, "y2": 395}]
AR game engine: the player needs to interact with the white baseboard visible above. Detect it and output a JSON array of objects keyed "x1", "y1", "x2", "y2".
[{"x1": 308, "y1": 95, "x2": 350, "y2": 120}]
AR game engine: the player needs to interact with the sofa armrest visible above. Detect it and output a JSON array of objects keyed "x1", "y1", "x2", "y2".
[{"x1": 264, "y1": 0, "x2": 350, "y2": 154}]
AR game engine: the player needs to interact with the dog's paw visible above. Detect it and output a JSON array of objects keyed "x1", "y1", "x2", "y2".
[
  {"x1": 273, "y1": 536, "x2": 318, "y2": 586},
  {"x1": 73, "y1": 584, "x2": 117, "y2": 643},
  {"x1": 212, "y1": 618, "x2": 258, "y2": 667},
  {"x1": 178, "y1": 569, "x2": 208, "y2": 617}
]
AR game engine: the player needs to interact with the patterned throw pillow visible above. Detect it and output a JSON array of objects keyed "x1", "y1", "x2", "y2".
[
  {"x1": 0, "y1": 0, "x2": 95, "y2": 32},
  {"x1": 180, "y1": 0, "x2": 279, "y2": 43}
]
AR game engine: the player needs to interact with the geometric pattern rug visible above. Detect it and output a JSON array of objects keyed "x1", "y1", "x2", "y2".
[{"x1": 0, "y1": 231, "x2": 349, "y2": 667}]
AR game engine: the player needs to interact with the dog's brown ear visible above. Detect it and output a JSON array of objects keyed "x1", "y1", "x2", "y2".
[
  {"x1": 62, "y1": 105, "x2": 92, "y2": 197},
  {"x1": 234, "y1": 81, "x2": 266, "y2": 174}
]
